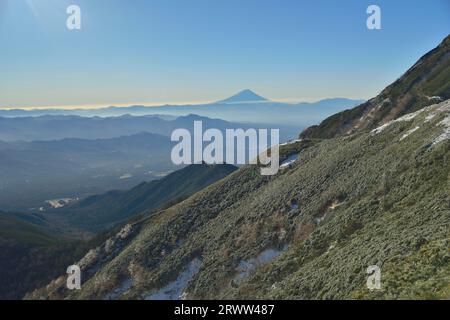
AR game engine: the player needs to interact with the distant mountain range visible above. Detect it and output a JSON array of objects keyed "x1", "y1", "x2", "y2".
[
  {"x1": 0, "y1": 114, "x2": 258, "y2": 142},
  {"x1": 0, "y1": 114, "x2": 282, "y2": 211},
  {"x1": 27, "y1": 35, "x2": 450, "y2": 301},
  {"x1": 0, "y1": 132, "x2": 174, "y2": 211},
  {"x1": 0, "y1": 95, "x2": 364, "y2": 127},
  {"x1": 0, "y1": 113, "x2": 298, "y2": 142}
]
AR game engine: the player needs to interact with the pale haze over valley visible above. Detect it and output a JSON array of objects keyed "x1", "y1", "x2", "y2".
[{"x1": 0, "y1": 0, "x2": 449, "y2": 304}]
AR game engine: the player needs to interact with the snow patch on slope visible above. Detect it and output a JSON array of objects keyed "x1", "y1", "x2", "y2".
[
  {"x1": 144, "y1": 258, "x2": 202, "y2": 300},
  {"x1": 233, "y1": 247, "x2": 288, "y2": 285},
  {"x1": 371, "y1": 108, "x2": 427, "y2": 135},
  {"x1": 433, "y1": 114, "x2": 450, "y2": 146},
  {"x1": 280, "y1": 139, "x2": 302, "y2": 146},
  {"x1": 371, "y1": 100, "x2": 450, "y2": 143},
  {"x1": 430, "y1": 100, "x2": 450, "y2": 146},
  {"x1": 280, "y1": 154, "x2": 299, "y2": 168},
  {"x1": 400, "y1": 126, "x2": 420, "y2": 141}
]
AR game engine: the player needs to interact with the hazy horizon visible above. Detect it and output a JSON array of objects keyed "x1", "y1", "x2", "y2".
[
  {"x1": 1, "y1": 0, "x2": 449, "y2": 109},
  {"x1": 0, "y1": 91, "x2": 365, "y2": 110}
]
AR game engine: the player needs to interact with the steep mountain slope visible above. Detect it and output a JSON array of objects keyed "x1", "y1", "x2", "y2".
[
  {"x1": 301, "y1": 35, "x2": 450, "y2": 139},
  {"x1": 27, "y1": 37, "x2": 450, "y2": 301},
  {"x1": 0, "y1": 211, "x2": 88, "y2": 299},
  {"x1": 28, "y1": 99, "x2": 450, "y2": 300},
  {"x1": 57, "y1": 164, "x2": 238, "y2": 233},
  {"x1": 0, "y1": 164, "x2": 237, "y2": 299}
]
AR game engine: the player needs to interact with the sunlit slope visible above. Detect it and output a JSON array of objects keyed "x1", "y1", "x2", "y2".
[
  {"x1": 29, "y1": 100, "x2": 450, "y2": 300},
  {"x1": 301, "y1": 35, "x2": 450, "y2": 139}
]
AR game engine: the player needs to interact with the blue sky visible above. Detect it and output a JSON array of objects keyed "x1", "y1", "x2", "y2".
[{"x1": 0, "y1": 0, "x2": 449, "y2": 108}]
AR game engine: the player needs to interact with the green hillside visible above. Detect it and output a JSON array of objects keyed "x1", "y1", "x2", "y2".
[
  {"x1": 0, "y1": 164, "x2": 237, "y2": 299},
  {"x1": 0, "y1": 212, "x2": 88, "y2": 299},
  {"x1": 28, "y1": 98, "x2": 450, "y2": 300},
  {"x1": 59, "y1": 164, "x2": 237, "y2": 232},
  {"x1": 0, "y1": 212, "x2": 57, "y2": 246},
  {"x1": 26, "y1": 36, "x2": 450, "y2": 301}
]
